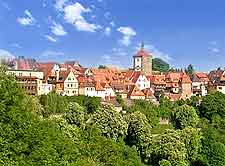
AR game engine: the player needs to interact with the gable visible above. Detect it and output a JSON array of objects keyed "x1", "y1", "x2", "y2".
[{"x1": 65, "y1": 71, "x2": 78, "y2": 82}]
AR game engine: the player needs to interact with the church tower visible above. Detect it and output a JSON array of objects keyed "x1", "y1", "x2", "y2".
[{"x1": 133, "y1": 43, "x2": 152, "y2": 75}]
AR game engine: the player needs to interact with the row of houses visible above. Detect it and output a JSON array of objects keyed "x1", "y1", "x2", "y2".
[
  {"x1": 6, "y1": 48, "x2": 225, "y2": 102},
  {"x1": 7, "y1": 62, "x2": 154, "y2": 101}
]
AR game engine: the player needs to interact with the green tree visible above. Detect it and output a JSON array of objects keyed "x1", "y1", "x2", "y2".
[
  {"x1": 0, "y1": 68, "x2": 141, "y2": 165},
  {"x1": 200, "y1": 92, "x2": 225, "y2": 121},
  {"x1": 40, "y1": 92, "x2": 66, "y2": 117},
  {"x1": 64, "y1": 102, "x2": 85, "y2": 128},
  {"x1": 159, "y1": 160, "x2": 172, "y2": 166},
  {"x1": 153, "y1": 58, "x2": 170, "y2": 72},
  {"x1": 185, "y1": 64, "x2": 195, "y2": 75},
  {"x1": 129, "y1": 100, "x2": 159, "y2": 127},
  {"x1": 173, "y1": 104, "x2": 199, "y2": 129},
  {"x1": 84, "y1": 96, "x2": 101, "y2": 114},
  {"x1": 159, "y1": 96, "x2": 174, "y2": 118},
  {"x1": 150, "y1": 130, "x2": 188, "y2": 166},
  {"x1": 125, "y1": 111, "x2": 152, "y2": 161},
  {"x1": 88, "y1": 105, "x2": 128, "y2": 140},
  {"x1": 180, "y1": 127, "x2": 202, "y2": 162},
  {"x1": 201, "y1": 127, "x2": 225, "y2": 166},
  {"x1": 78, "y1": 128, "x2": 142, "y2": 165},
  {"x1": 116, "y1": 93, "x2": 126, "y2": 108},
  {"x1": 98, "y1": 65, "x2": 107, "y2": 69}
]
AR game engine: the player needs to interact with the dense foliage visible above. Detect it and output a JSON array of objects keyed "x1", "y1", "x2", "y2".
[
  {"x1": 173, "y1": 104, "x2": 199, "y2": 129},
  {"x1": 1, "y1": 67, "x2": 225, "y2": 165},
  {"x1": 152, "y1": 58, "x2": 170, "y2": 72},
  {"x1": 0, "y1": 68, "x2": 141, "y2": 165}
]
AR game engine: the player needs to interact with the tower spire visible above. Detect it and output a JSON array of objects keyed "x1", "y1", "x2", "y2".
[{"x1": 141, "y1": 42, "x2": 145, "y2": 50}]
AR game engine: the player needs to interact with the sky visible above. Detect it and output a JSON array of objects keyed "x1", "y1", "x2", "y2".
[{"x1": 1, "y1": 0, "x2": 225, "y2": 71}]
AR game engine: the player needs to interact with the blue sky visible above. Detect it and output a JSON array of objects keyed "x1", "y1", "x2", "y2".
[{"x1": 0, "y1": 0, "x2": 225, "y2": 71}]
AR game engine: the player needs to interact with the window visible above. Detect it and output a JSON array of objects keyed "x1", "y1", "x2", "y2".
[
  {"x1": 68, "y1": 77, "x2": 71, "y2": 80},
  {"x1": 219, "y1": 87, "x2": 223, "y2": 90},
  {"x1": 19, "y1": 73, "x2": 22, "y2": 76},
  {"x1": 67, "y1": 84, "x2": 70, "y2": 87},
  {"x1": 71, "y1": 84, "x2": 73, "y2": 87}
]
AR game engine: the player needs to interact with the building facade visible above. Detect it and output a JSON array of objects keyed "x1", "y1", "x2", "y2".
[{"x1": 133, "y1": 43, "x2": 152, "y2": 75}]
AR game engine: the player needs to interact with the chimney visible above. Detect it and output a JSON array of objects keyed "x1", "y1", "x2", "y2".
[{"x1": 56, "y1": 70, "x2": 60, "y2": 81}]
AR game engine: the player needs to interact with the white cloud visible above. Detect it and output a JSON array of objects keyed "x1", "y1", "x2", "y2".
[
  {"x1": 208, "y1": 41, "x2": 221, "y2": 55},
  {"x1": 17, "y1": 10, "x2": 36, "y2": 26},
  {"x1": 0, "y1": 49, "x2": 15, "y2": 62},
  {"x1": 100, "y1": 54, "x2": 122, "y2": 68},
  {"x1": 209, "y1": 41, "x2": 217, "y2": 45},
  {"x1": 11, "y1": 43, "x2": 22, "y2": 49},
  {"x1": 51, "y1": 21, "x2": 67, "y2": 36},
  {"x1": 117, "y1": 26, "x2": 136, "y2": 46},
  {"x1": 100, "y1": 47, "x2": 129, "y2": 68},
  {"x1": 135, "y1": 43, "x2": 172, "y2": 62},
  {"x1": 38, "y1": 50, "x2": 65, "y2": 62},
  {"x1": 45, "y1": 35, "x2": 57, "y2": 42},
  {"x1": 41, "y1": 50, "x2": 64, "y2": 57},
  {"x1": 104, "y1": 12, "x2": 111, "y2": 19},
  {"x1": 110, "y1": 21, "x2": 115, "y2": 27},
  {"x1": 64, "y1": 2, "x2": 101, "y2": 32},
  {"x1": 55, "y1": 0, "x2": 68, "y2": 11},
  {"x1": 112, "y1": 48, "x2": 128, "y2": 57},
  {"x1": 211, "y1": 48, "x2": 220, "y2": 53},
  {"x1": 104, "y1": 27, "x2": 111, "y2": 36}
]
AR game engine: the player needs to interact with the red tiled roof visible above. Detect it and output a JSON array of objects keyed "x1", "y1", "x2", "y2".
[
  {"x1": 16, "y1": 76, "x2": 38, "y2": 79},
  {"x1": 90, "y1": 68, "x2": 121, "y2": 83},
  {"x1": 181, "y1": 73, "x2": 192, "y2": 83},
  {"x1": 165, "y1": 72, "x2": 192, "y2": 84},
  {"x1": 78, "y1": 77, "x2": 95, "y2": 87},
  {"x1": 196, "y1": 72, "x2": 209, "y2": 82},
  {"x1": 142, "y1": 88, "x2": 154, "y2": 97},
  {"x1": 58, "y1": 70, "x2": 71, "y2": 81},
  {"x1": 128, "y1": 85, "x2": 145, "y2": 97},
  {"x1": 16, "y1": 57, "x2": 38, "y2": 70},
  {"x1": 101, "y1": 82, "x2": 111, "y2": 88},
  {"x1": 166, "y1": 72, "x2": 181, "y2": 83},
  {"x1": 37, "y1": 63, "x2": 56, "y2": 80},
  {"x1": 164, "y1": 93, "x2": 182, "y2": 101},
  {"x1": 123, "y1": 70, "x2": 145, "y2": 83},
  {"x1": 134, "y1": 49, "x2": 151, "y2": 57},
  {"x1": 95, "y1": 82, "x2": 105, "y2": 91},
  {"x1": 151, "y1": 75, "x2": 166, "y2": 85}
]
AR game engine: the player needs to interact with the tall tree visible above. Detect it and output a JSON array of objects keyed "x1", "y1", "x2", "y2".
[
  {"x1": 186, "y1": 64, "x2": 195, "y2": 75},
  {"x1": 173, "y1": 104, "x2": 199, "y2": 129},
  {"x1": 125, "y1": 111, "x2": 152, "y2": 161},
  {"x1": 153, "y1": 58, "x2": 170, "y2": 72},
  {"x1": 87, "y1": 105, "x2": 128, "y2": 140},
  {"x1": 200, "y1": 91, "x2": 225, "y2": 121},
  {"x1": 149, "y1": 130, "x2": 188, "y2": 166}
]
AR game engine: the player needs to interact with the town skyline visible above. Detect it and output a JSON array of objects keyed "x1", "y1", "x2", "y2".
[{"x1": 1, "y1": 0, "x2": 225, "y2": 71}]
